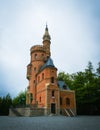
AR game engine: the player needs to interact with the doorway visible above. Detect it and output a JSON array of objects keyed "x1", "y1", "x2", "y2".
[{"x1": 51, "y1": 103, "x2": 56, "y2": 114}]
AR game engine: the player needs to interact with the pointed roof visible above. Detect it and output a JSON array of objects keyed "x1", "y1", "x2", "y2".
[
  {"x1": 39, "y1": 57, "x2": 56, "y2": 71},
  {"x1": 43, "y1": 24, "x2": 51, "y2": 42}
]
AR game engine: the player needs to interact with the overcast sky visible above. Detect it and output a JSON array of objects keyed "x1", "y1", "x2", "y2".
[{"x1": 0, "y1": 0, "x2": 100, "y2": 97}]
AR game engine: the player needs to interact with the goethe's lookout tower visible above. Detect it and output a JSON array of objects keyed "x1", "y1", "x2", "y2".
[{"x1": 26, "y1": 25, "x2": 76, "y2": 116}]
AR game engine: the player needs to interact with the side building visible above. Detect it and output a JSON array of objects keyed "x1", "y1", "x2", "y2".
[{"x1": 26, "y1": 25, "x2": 76, "y2": 116}]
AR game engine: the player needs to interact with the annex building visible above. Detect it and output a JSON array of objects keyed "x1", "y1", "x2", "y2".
[{"x1": 26, "y1": 25, "x2": 76, "y2": 116}]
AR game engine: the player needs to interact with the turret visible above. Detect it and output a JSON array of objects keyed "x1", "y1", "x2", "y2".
[
  {"x1": 43, "y1": 25, "x2": 51, "y2": 58},
  {"x1": 26, "y1": 25, "x2": 52, "y2": 105}
]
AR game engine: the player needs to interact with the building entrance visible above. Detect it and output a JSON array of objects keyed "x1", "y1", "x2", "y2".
[{"x1": 51, "y1": 103, "x2": 56, "y2": 114}]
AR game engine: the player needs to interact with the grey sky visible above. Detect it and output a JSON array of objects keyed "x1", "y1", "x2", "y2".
[{"x1": 0, "y1": 0, "x2": 100, "y2": 97}]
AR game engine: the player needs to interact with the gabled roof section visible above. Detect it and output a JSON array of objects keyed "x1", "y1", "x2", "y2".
[
  {"x1": 39, "y1": 57, "x2": 56, "y2": 72},
  {"x1": 57, "y1": 80, "x2": 70, "y2": 90}
]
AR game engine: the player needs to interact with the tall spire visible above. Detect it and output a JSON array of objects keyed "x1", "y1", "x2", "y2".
[{"x1": 43, "y1": 24, "x2": 51, "y2": 42}]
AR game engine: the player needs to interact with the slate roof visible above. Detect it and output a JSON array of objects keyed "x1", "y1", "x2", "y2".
[
  {"x1": 39, "y1": 57, "x2": 56, "y2": 71},
  {"x1": 57, "y1": 80, "x2": 70, "y2": 90}
]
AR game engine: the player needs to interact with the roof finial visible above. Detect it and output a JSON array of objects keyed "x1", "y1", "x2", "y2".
[
  {"x1": 43, "y1": 23, "x2": 51, "y2": 41},
  {"x1": 46, "y1": 22, "x2": 48, "y2": 30}
]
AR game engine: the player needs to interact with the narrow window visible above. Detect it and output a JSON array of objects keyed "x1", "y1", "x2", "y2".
[
  {"x1": 66, "y1": 98, "x2": 70, "y2": 106},
  {"x1": 30, "y1": 93, "x2": 33, "y2": 102},
  {"x1": 38, "y1": 76, "x2": 40, "y2": 82},
  {"x1": 60, "y1": 97, "x2": 62, "y2": 105},
  {"x1": 51, "y1": 77, "x2": 54, "y2": 83},
  {"x1": 34, "y1": 54, "x2": 37, "y2": 59},
  {"x1": 40, "y1": 96, "x2": 41, "y2": 102},
  {"x1": 52, "y1": 90, "x2": 54, "y2": 97},
  {"x1": 47, "y1": 56, "x2": 49, "y2": 59},
  {"x1": 41, "y1": 54, "x2": 44, "y2": 57},
  {"x1": 34, "y1": 80, "x2": 35, "y2": 83},
  {"x1": 34, "y1": 67, "x2": 36, "y2": 71},
  {"x1": 42, "y1": 73, "x2": 44, "y2": 80}
]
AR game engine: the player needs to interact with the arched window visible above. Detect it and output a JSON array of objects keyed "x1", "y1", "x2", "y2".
[
  {"x1": 42, "y1": 73, "x2": 44, "y2": 80},
  {"x1": 38, "y1": 76, "x2": 40, "y2": 82},
  {"x1": 60, "y1": 97, "x2": 62, "y2": 105},
  {"x1": 41, "y1": 54, "x2": 44, "y2": 57},
  {"x1": 66, "y1": 98, "x2": 70, "y2": 106},
  {"x1": 47, "y1": 56, "x2": 49, "y2": 59},
  {"x1": 34, "y1": 54, "x2": 37, "y2": 59},
  {"x1": 30, "y1": 93, "x2": 33, "y2": 103},
  {"x1": 34, "y1": 67, "x2": 36, "y2": 71},
  {"x1": 52, "y1": 90, "x2": 54, "y2": 97},
  {"x1": 51, "y1": 77, "x2": 54, "y2": 83},
  {"x1": 40, "y1": 96, "x2": 41, "y2": 102},
  {"x1": 34, "y1": 80, "x2": 35, "y2": 84}
]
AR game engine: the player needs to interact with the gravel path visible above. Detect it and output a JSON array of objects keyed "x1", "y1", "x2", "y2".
[{"x1": 0, "y1": 116, "x2": 100, "y2": 130}]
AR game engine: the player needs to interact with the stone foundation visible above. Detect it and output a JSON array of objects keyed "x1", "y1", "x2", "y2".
[
  {"x1": 9, "y1": 107, "x2": 45, "y2": 117},
  {"x1": 9, "y1": 107, "x2": 75, "y2": 117},
  {"x1": 9, "y1": 107, "x2": 60, "y2": 117}
]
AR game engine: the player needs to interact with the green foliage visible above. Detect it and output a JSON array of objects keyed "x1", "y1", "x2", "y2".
[
  {"x1": 12, "y1": 91, "x2": 26, "y2": 107},
  {"x1": 57, "y1": 72, "x2": 72, "y2": 87},
  {"x1": 0, "y1": 94, "x2": 12, "y2": 115},
  {"x1": 96, "y1": 62, "x2": 100, "y2": 76},
  {"x1": 0, "y1": 91, "x2": 26, "y2": 115},
  {"x1": 0, "y1": 61, "x2": 100, "y2": 115},
  {"x1": 58, "y1": 61, "x2": 100, "y2": 115}
]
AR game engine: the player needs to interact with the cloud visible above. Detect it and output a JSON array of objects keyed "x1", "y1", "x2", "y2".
[{"x1": 0, "y1": 0, "x2": 100, "y2": 97}]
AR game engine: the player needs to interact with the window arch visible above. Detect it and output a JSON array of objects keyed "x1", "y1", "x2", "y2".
[
  {"x1": 40, "y1": 96, "x2": 41, "y2": 102},
  {"x1": 66, "y1": 98, "x2": 70, "y2": 106},
  {"x1": 34, "y1": 80, "x2": 35, "y2": 84},
  {"x1": 41, "y1": 53, "x2": 44, "y2": 57},
  {"x1": 30, "y1": 93, "x2": 33, "y2": 103},
  {"x1": 42, "y1": 73, "x2": 44, "y2": 80},
  {"x1": 52, "y1": 90, "x2": 54, "y2": 97},
  {"x1": 38, "y1": 76, "x2": 40, "y2": 82},
  {"x1": 51, "y1": 77, "x2": 54, "y2": 83},
  {"x1": 34, "y1": 54, "x2": 37, "y2": 59},
  {"x1": 34, "y1": 67, "x2": 36, "y2": 71},
  {"x1": 60, "y1": 97, "x2": 62, "y2": 105}
]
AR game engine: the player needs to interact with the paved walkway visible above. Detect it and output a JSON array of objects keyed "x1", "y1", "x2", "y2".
[{"x1": 0, "y1": 116, "x2": 100, "y2": 130}]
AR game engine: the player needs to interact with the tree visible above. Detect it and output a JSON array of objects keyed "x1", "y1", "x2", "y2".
[
  {"x1": 57, "y1": 72, "x2": 72, "y2": 87},
  {"x1": 57, "y1": 61, "x2": 100, "y2": 115},
  {"x1": 0, "y1": 94, "x2": 12, "y2": 115},
  {"x1": 12, "y1": 91, "x2": 26, "y2": 107},
  {"x1": 96, "y1": 62, "x2": 100, "y2": 76}
]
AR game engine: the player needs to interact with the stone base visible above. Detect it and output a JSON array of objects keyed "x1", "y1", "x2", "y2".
[
  {"x1": 9, "y1": 107, "x2": 76, "y2": 117},
  {"x1": 9, "y1": 107, "x2": 60, "y2": 117}
]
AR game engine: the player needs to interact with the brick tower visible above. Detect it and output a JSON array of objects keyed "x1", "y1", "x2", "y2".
[
  {"x1": 26, "y1": 25, "x2": 76, "y2": 116},
  {"x1": 26, "y1": 25, "x2": 51, "y2": 104}
]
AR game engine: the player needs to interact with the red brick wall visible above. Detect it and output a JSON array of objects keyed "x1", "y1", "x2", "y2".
[
  {"x1": 60, "y1": 90, "x2": 76, "y2": 109},
  {"x1": 26, "y1": 43, "x2": 76, "y2": 115},
  {"x1": 47, "y1": 86, "x2": 59, "y2": 108},
  {"x1": 36, "y1": 67, "x2": 58, "y2": 108}
]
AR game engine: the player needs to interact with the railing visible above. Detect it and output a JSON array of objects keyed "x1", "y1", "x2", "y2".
[
  {"x1": 64, "y1": 108, "x2": 70, "y2": 116},
  {"x1": 63, "y1": 108, "x2": 75, "y2": 117}
]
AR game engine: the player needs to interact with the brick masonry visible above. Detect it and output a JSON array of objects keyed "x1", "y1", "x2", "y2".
[{"x1": 11, "y1": 26, "x2": 76, "y2": 116}]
